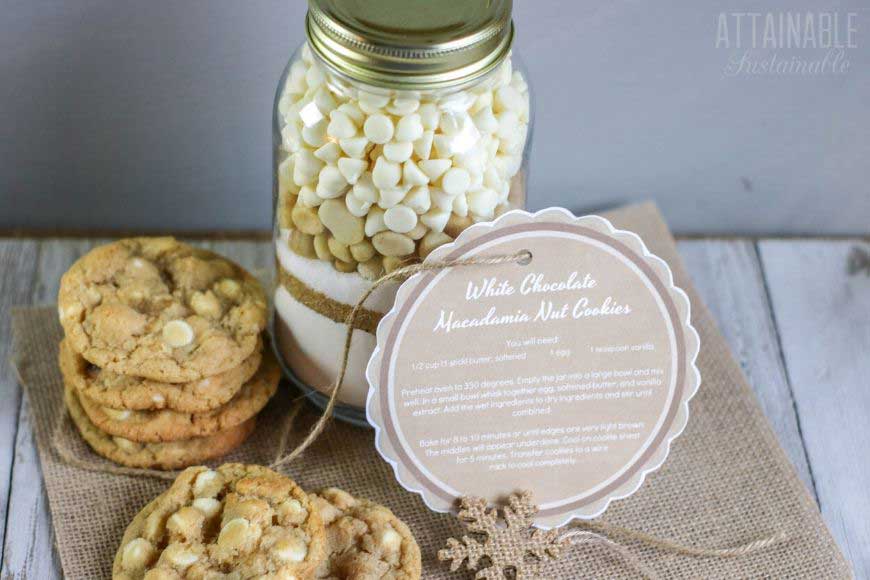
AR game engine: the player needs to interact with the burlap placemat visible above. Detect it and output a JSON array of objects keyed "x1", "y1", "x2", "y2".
[{"x1": 11, "y1": 203, "x2": 851, "y2": 579}]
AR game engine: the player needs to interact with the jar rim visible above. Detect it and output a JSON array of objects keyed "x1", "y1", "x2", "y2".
[{"x1": 305, "y1": 0, "x2": 515, "y2": 90}]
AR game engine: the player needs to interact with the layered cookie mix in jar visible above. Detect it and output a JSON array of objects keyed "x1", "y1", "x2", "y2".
[{"x1": 273, "y1": 0, "x2": 533, "y2": 424}]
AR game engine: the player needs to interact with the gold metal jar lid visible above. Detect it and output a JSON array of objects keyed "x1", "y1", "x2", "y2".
[{"x1": 305, "y1": 0, "x2": 514, "y2": 90}]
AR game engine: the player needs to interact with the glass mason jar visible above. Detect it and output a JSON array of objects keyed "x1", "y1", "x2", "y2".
[{"x1": 273, "y1": 0, "x2": 533, "y2": 425}]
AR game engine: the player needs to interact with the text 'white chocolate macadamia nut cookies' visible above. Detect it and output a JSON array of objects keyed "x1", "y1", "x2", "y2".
[
  {"x1": 58, "y1": 237, "x2": 268, "y2": 383},
  {"x1": 311, "y1": 488, "x2": 422, "y2": 580},
  {"x1": 114, "y1": 464, "x2": 326, "y2": 580}
]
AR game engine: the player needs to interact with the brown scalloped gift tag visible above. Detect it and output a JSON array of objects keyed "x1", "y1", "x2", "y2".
[{"x1": 366, "y1": 209, "x2": 701, "y2": 528}]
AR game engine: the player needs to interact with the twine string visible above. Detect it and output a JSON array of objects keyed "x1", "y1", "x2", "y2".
[
  {"x1": 574, "y1": 520, "x2": 789, "y2": 558},
  {"x1": 269, "y1": 251, "x2": 526, "y2": 469},
  {"x1": 559, "y1": 529, "x2": 662, "y2": 580}
]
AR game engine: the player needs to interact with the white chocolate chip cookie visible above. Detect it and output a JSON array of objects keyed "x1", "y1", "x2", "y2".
[
  {"x1": 113, "y1": 464, "x2": 326, "y2": 579},
  {"x1": 63, "y1": 382, "x2": 255, "y2": 470},
  {"x1": 311, "y1": 488, "x2": 421, "y2": 579},
  {"x1": 58, "y1": 338, "x2": 262, "y2": 413},
  {"x1": 58, "y1": 237, "x2": 267, "y2": 382},
  {"x1": 75, "y1": 349, "x2": 279, "y2": 443}
]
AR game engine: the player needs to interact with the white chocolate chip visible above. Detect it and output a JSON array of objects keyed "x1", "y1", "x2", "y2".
[
  {"x1": 352, "y1": 173, "x2": 379, "y2": 203},
  {"x1": 432, "y1": 134, "x2": 455, "y2": 158},
  {"x1": 429, "y1": 188, "x2": 454, "y2": 211},
  {"x1": 192, "y1": 498, "x2": 222, "y2": 519},
  {"x1": 190, "y1": 290, "x2": 222, "y2": 319},
  {"x1": 217, "y1": 517, "x2": 251, "y2": 550},
  {"x1": 372, "y1": 157, "x2": 401, "y2": 189},
  {"x1": 281, "y1": 123, "x2": 302, "y2": 153},
  {"x1": 467, "y1": 188, "x2": 498, "y2": 219},
  {"x1": 413, "y1": 130, "x2": 434, "y2": 159},
  {"x1": 193, "y1": 469, "x2": 223, "y2": 498},
  {"x1": 418, "y1": 159, "x2": 452, "y2": 181},
  {"x1": 383, "y1": 141, "x2": 413, "y2": 163},
  {"x1": 313, "y1": 141, "x2": 342, "y2": 164},
  {"x1": 315, "y1": 165, "x2": 348, "y2": 199},
  {"x1": 377, "y1": 186, "x2": 409, "y2": 209},
  {"x1": 162, "y1": 320, "x2": 194, "y2": 348},
  {"x1": 379, "y1": 528, "x2": 403, "y2": 553},
  {"x1": 496, "y1": 110, "x2": 520, "y2": 141},
  {"x1": 403, "y1": 185, "x2": 431, "y2": 214},
  {"x1": 103, "y1": 407, "x2": 132, "y2": 421},
  {"x1": 402, "y1": 160, "x2": 429, "y2": 186},
  {"x1": 313, "y1": 87, "x2": 337, "y2": 114},
  {"x1": 301, "y1": 119, "x2": 327, "y2": 148},
  {"x1": 305, "y1": 65, "x2": 324, "y2": 88},
  {"x1": 327, "y1": 110, "x2": 357, "y2": 139},
  {"x1": 112, "y1": 436, "x2": 140, "y2": 452},
  {"x1": 358, "y1": 91, "x2": 390, "y2": 113},
  {"x1": 363, "y1": 114, "x2": 394, "y2": 144},
  {"x1": 84, "y1": 287, "x2": 102, "y2": 307},
  {"x1": 495, "y1": 84, "x2": 525, "y2": 113},
  {"x1": 452, "y1": 192, "x2": 469, "y2": 217},
  {"x1": 339, "y1": 136, "x2": 370, "y2": 159},
  {"x1": 421, "y1": 208, "x2": 451, "y2": 233},
  {"x1": 272, "y1": 535, "x2": 309, "y2": 563},
  {"x1": 472, "y1": 106, "x2": 499, "y2": 134},
  {"x1": 151, "y1": 394, "x2": 166, "y2": 406},
  {"x1": 345, "y1": 191, "x2": 372, "y2": 217},
  {"x1": 293, "y1": 150, "x2": 323, "y2": 186},
  {"x1": 167, "y1": 507, "x2": 204, "y2": 540},
  {"x1": 442, "y1": 168, "x2": 472, "y2": 196},
  {"x1": 395, "y1": 113, "x2": 424, "y2": 142},
  {"x1": 384, "y1": 205, "x2": 418, "y2": 234},
  {"x1": 418, "y1": 103, "x2": 441, "y2": 130},
  {"x1": 386, "y1": 97, "x2": 420, "y2": 116},
  {"x1": 122, "y1": 538, "x2": 156, "y2": 571},
  {"x1": 365, "y1": 207, "x2": 388, "y2": 237},
  {"x1": 163, "y1": 543, "x2": 199, "y2": 568},
  {"x1": 337, "y1": 102, "x2": 365, "y2": 125},
  {"x1": 337, "y1": 157, "x2": 366, "y2": 185}
]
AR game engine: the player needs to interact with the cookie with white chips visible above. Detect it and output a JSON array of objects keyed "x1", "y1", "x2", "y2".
[
  {"x1": 113, "y1": 464, "x2": 326, "y2": 579},
  {"x1": 311, "y1": 488, "x2": 421, "y2": 579},
  {"x1": 58, "y1": 237, "x2": 267, "y2": 383}
]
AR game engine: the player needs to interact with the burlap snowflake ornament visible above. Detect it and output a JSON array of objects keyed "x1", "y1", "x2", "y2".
[{"x1": 438, "y1": 491, "x2": 566, "y2": 579}]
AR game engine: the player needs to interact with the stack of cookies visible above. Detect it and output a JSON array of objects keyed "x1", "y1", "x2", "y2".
[
  {"x1": 113, "y1": 464, "x2": 422, "y2": 579},
  {"x1": 57, "y1": 237, "x2": 278, "y2": 470}
]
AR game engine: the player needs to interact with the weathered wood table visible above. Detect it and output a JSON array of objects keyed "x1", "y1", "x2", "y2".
[{"x1": 1, "y1": 237, "x2": 868, "y2": 578}]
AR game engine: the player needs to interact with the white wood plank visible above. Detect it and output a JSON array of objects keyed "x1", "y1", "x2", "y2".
[
  {"x1": 2, "y1": 240, "x2": 96, "y2": 579},
  {"x1": 0, "y1": 240, "x2": 39, "y2": 574},
  {"x1": 2, "y1": 403, "x2": 62, "y2": 580},
  {"x1": 759, "y1": 239, "x2": 870, "y2": 578},
  {"x1": 677, "y1": 240, "x2": 815, "y2": 494}
]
